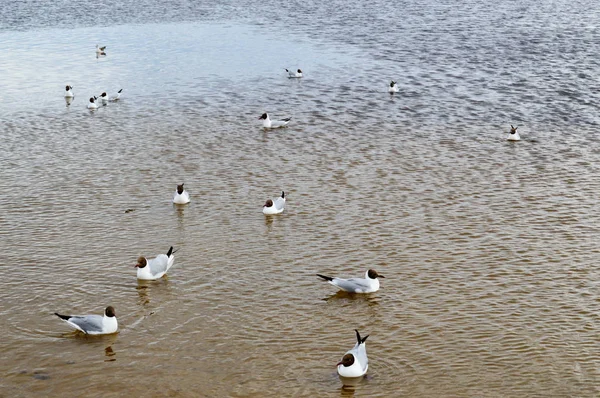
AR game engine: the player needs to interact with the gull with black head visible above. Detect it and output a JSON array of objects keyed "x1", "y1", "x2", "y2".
[
  {"x1": 173, "y1": 183, "x2": 190, "y2": 204},
  {"x1": 259, "y1": 113, "x2": 292, "y2": 129},
  {"x1": 135, "y1": 246, "x2": 177, "y2": 280},
  {"x1": 263, "y1": 191, "x2": 285, "y2": 215},
  {"x1": 337, "y1": 329, "x2": 369, "y2": 378},
  {"x1": 507, "y1": 124, "x2": 520, "y2": 141},
  {"x1": 285, "y1": 68, "x2": 303, "y2": 78},
  {"x1": 317, "y1": 269, "x2": 384, "y2": 293},
  {"x1": 54, "y1": 306, "x2": 118, "y2": 335}
]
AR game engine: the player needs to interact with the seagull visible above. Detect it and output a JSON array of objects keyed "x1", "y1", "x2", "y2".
[
  {"x1": 285, "y1": 68, "x2": 303, "y2": 78},
  {"x1": 507, "y1": 124, "x2": 520, "y2": 141},
  {"x1": 263, "y1": 191, "x2": 285, "y2": 215},
  {"x1": 87, "y1": 97, "x2": 98, "y2": 110},
  {"x1": 109, "y1": 89, "x2": 123, "y2": 101},
  {"x1": 54, "y1": 306, "x2": 118, "y2": 335},
  {"x1": 99, "y1": 92, "x2": 108, "y2": 105},
  {"x1": 259, "y1": 113, "x2": 292, "y2": 129},
  {"x1": 64, "y1": 85, "x2": 74, "y2": 98},
  {"x1": 96, "y1": 44, "x2": 106, "y2": 56},
  {"x1": 389, "y1": 81, "x2": 399, "y2": 93},
  {"x1": 316, "y1": 269, "x2": 384, "y2": 293},
  {"x1": 173, "y1": 183, "x2": 190, "y2": 204},
  {"x1": 135, "y1": 246, "x2": 176, "y2": 280},
  {"x1": 337, "y1": 329, "x2": 369, "y2": 378}
]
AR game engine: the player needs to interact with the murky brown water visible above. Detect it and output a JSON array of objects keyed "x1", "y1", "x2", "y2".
[{"x1": 1, "y1": 1, "x2": 600, "y2": 397}]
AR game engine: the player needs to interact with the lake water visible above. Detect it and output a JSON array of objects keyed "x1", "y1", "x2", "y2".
[{"x1": 1, "y1": 0, "x2": 600, "y2": 396}]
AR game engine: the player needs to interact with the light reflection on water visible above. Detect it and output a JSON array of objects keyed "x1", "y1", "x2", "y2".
[{"x1": 1, "y1": 1, "x2": 600, "y2": 397}]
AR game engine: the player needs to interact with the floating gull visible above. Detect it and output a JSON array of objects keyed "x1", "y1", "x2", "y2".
[
  {"x1": 285, "y1": 68, "x2": 303, "y2": 78},
  {"x1": 135, "y1": 246, "x2": 176, "y2": 280},
  {"x1": 317, "y1": 269, "x2": 384, "y2": 293},
  {"x1": 87, "y1": 97, "x2": 98, "y2": 110},
  {"x1": 507, "y1": 125, "x2": 520, "y2": 141},
  {"x1": 263, "y1": 191, "x2": 285, "y2": 215},
  {"x1": 337, "y1": 329, "x2": 369, "y2": 378},
  {"x1": 54, "y1": 306, "x2": 118, "y2": 335},
  {"x1": 173, "y1": 183, "x2": 190, "y2": 204},
  {"x1": 65, "y1": 85, "x2": 74, "y2": 98},
  {"x1": 259, "y1": 113, "x2": 292, "y2": 129}
]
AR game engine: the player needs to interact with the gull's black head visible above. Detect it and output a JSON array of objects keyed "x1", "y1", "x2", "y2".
[
  {"x1": 259, "y1": 113, "x2": 268, "y2": 120},
  {"x1": 135, "y1": 257, "x2": 147, "y2": 269},
  {"x1": 177, "y1": 184, "x2": 184, "y2": 194},
  {"x1": 337, "y1": 353, "x2": 355, "y2": 368},
  {"x1": 367, "y1": 269, "x2": 384, "y2": 279},
  {"x1": 105, "y1": 306, "x2": 116, "y2": 317}
]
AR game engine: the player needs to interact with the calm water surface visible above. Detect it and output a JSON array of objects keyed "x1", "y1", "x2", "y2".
[{"x1": 1, "y1": 1, "x2": 600, "y2": 397}]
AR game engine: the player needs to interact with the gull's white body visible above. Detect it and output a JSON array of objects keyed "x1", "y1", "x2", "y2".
[
  {"x1": 263, "y1": 193, "x2": 285, "y2": 215},
  {"x1": 319, "y1": 269, "x2": 382, "y2": 293},
  {"x1": 173, "y1": 190, "x2": 190, "y2": 204},
  {"x1": 389, "y1": 81, "x2": 399, "y2": 93},
  {"x1": 260, "y1": 113, "x2": 291, "y2": 129},
  {"x1": 507, "y1": 131, "x2": 521, "y2": 141},
  {"x1": 109, "y1": 89, "x2": 123, "y2": 101},
  {"x1": 286, "y1": 68, "x2": 303, "y2": 78},
  {"x1": 87, "y1": 101, "x2": 98, "y2": 110},
  {"x1": 338, "y1": 332, "x2": 369, "y2": 378},
  {"x1": 137, "y1": 251, "x2": 176, "y2": 280},
  {"x1": 55, "y1": 310, "x2": 118, "y2": 335}
]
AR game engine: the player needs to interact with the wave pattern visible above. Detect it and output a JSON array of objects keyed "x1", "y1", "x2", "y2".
[{"x1": 1, "y1": 0, "x2": 600, "y2": 397}]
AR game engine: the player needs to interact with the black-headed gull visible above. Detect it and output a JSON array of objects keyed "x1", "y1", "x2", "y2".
[
  {"x1": 285, "y1": 68, "x2": 303, "y2": 78},
  {"x1": 259, "y1": 113, "x2": 292, "y2": 129},
  {"x1": 99, "y1": 92, "x2": 109, "y2": 105},
  {"x1": 87, "y1": 97, "x2": 98, "y2": 110},
  {"x1": 54, "y1": 306, "x2": 118, "y2": 335},
  {"x1": 135, "y1": 246, "x2": 176, "y2": 280},
  {"x1": 173, "y1": 183, "x2": 190, "y2": 204},
  {"x1": 96, "y1": 45, "x2": 106, "y2": 56},
  {"x1": 389, "y1": 81, "x2": 399, "y2": 93},
  {"x1": 508, "y1": 125, "x2": 520, "y2": 141},
  {"x1": 64, "y1": 85, "x2": 74, "y2": 98},
  {"x1": 263, "y1": 191, "x2": 285, "y2": 215},
  {"x1": 317, "y1": 269, "x2": 384, "y2": 293},
  {"x1": 337, "y1": 329, "x2": 369, "y2": 378},
  {"x1": 109, "y1": 89, "x2": 123, "y2": 101}
]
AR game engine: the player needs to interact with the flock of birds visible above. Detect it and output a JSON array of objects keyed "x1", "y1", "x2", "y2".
[
  {"x1": 48, "y1": 174, "x2": 381, "y2": 380},
  {"x1": 53, "y1": 44, "x2": 521, "y2": 384},
  {"x1": 54, "y1": 180, "x2": 383, "y2": 381},
  {"x1": 63, "y1": 45, "x2": 123, "y2": 109}
]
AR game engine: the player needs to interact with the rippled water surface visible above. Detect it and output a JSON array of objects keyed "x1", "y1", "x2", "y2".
[{"x1": 1, "y1": 1, "x2": 600, "y2": 397}]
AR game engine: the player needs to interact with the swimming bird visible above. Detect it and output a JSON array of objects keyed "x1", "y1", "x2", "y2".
[
  {"x1": 87, "y1": 97, "x2": 98, "y2": 110},
  {"x1": 99, "y1": 92, "x2": 108, "y2": 105},
  {"x1": 173, "y1": 183, "x2": 190, "y2": 204},
  {"x1": 337, "y1": 329, "x2": 369, "y2": 378},
  {"x1": 389, "y1": 81, "x2": 399, "y2": 93},
  {"x1": 135, "y1": 246, "x2": 176, "y2": 280},
  {"x1": 64, "y1": 85, "x2": 74, "y2": 98},
  {"x1": 507, "y1": 125, "x2": 520, "y2": 141},
  {"x1": 96, "y1": 44, "x2": 106, "y2": 56},
  {"x1": 317, "y1": 269, "x2": 384, "y2": 293},
  {"x1": 109, "y1": 89, "x2": 123, "y2": 101},
  {"x1": 259, "y1": 113, "x2": 292, "y2": 129},
  {"x1": 54, "y1": 306, "x2": 118, "y2": 335},
  {"x1": 285, "y1": 68, "x2": 303, "y2": 78},
  {"x1": 263, "y1": 191, "x2": 285, "y2": 215}
]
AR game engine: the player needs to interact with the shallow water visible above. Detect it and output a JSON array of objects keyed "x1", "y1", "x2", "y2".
[{"x1": 1, "y1": 1, "x2": 600, "y2": 397}]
